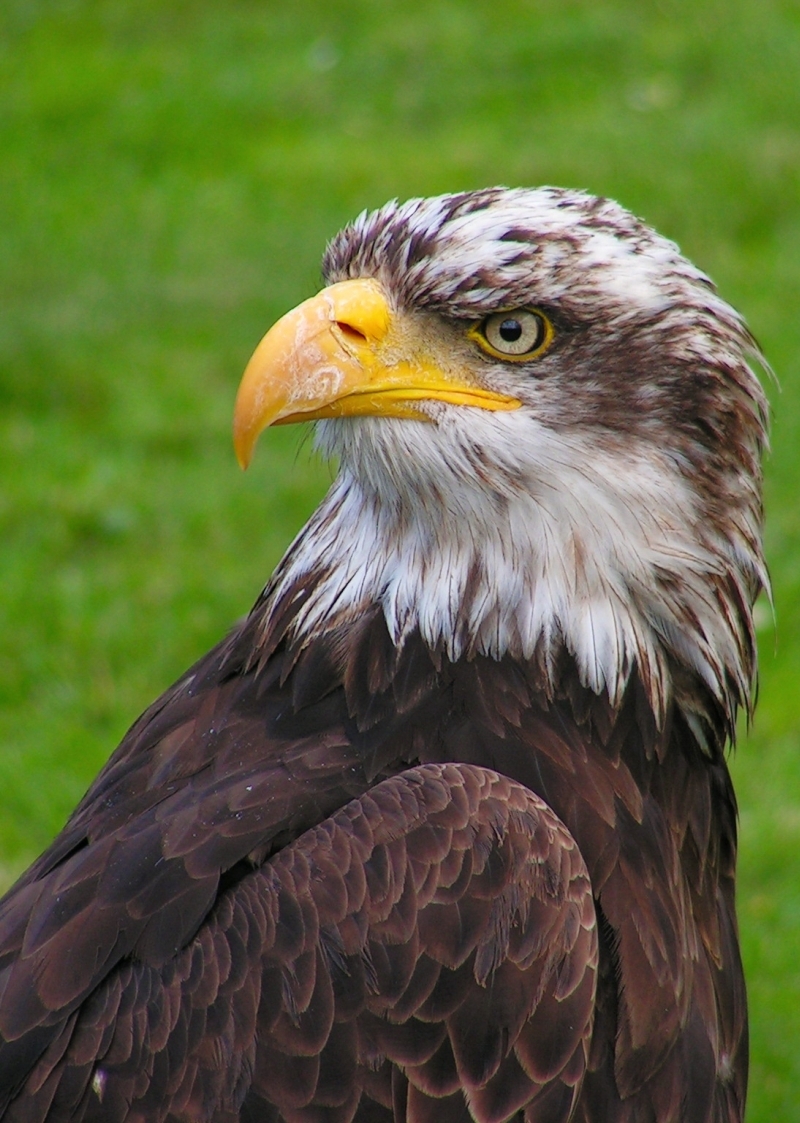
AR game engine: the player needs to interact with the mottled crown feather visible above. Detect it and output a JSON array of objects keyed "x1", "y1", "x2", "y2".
[{"x1": 324, "y1": 186, "x2": 767, "y2": 484}]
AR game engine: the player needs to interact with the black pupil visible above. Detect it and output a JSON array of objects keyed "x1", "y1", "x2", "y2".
[{"x1": 499, "y1": 318, "x2": 523, "y2": 342}]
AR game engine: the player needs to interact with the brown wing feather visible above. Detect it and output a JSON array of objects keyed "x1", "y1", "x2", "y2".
[{"x1": 3, "y1": 765, "x2": 597, "y2": 1123}]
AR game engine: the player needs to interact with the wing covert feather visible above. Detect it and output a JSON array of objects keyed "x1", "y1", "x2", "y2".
[{"x1": 3, "y1": 764, "x2": 597, "y2": 1123}]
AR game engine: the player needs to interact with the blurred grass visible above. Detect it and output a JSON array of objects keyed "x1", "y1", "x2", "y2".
[{"x1": 0, "y1": 0, "x2": 798, "y2": 1117}]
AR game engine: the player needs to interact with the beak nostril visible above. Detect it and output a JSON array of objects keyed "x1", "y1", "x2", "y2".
[{"x1": 335, "y1": 321, "x2": 368, "y2": 344}]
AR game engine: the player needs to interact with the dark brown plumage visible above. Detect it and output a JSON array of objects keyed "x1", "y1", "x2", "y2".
[{"x1": 0, "y1": 188, "x2": 767, "y2": 1122}]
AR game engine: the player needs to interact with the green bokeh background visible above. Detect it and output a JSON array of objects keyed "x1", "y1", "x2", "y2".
[{"x1": 1, "y1": 1, "x2": 798, "y2": 1116}]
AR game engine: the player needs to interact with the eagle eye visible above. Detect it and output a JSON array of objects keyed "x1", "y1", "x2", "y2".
[{"x1": 470, "y1": 308, "x2": 553, "y2": 361}]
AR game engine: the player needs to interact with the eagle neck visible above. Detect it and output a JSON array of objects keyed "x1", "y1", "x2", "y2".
[{"x1": 254, "y1": 442, "x2": 759, "y2": 751}]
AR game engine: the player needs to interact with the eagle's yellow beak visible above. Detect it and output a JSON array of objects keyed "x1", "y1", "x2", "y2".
[{"x1": 232, "y1": 278, "x2": 521, "y2": 469}]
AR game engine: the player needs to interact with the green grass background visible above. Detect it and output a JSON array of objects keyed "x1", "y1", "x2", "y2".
[{"x1": 1, "y1": 0, "x2": 798, "y2": 1116}]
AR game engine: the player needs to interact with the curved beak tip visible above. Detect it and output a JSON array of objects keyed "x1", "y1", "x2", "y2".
[{"x1": 233, "y1": 420, "x2": 256, "y2": 470}]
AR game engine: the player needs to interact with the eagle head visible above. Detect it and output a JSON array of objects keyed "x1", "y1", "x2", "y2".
[{"x1": 234, "y1": 187, "x2": 768, "y2": 741}]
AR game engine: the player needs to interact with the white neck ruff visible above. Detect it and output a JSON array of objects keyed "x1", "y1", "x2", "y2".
[{"x1": 260, "y1": 411, "x2": 761, "y2": 735}]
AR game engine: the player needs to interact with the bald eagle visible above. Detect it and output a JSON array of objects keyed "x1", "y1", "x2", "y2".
[{"x1": 0, "y1": 188, "x2": 767, "y2": 1123}]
